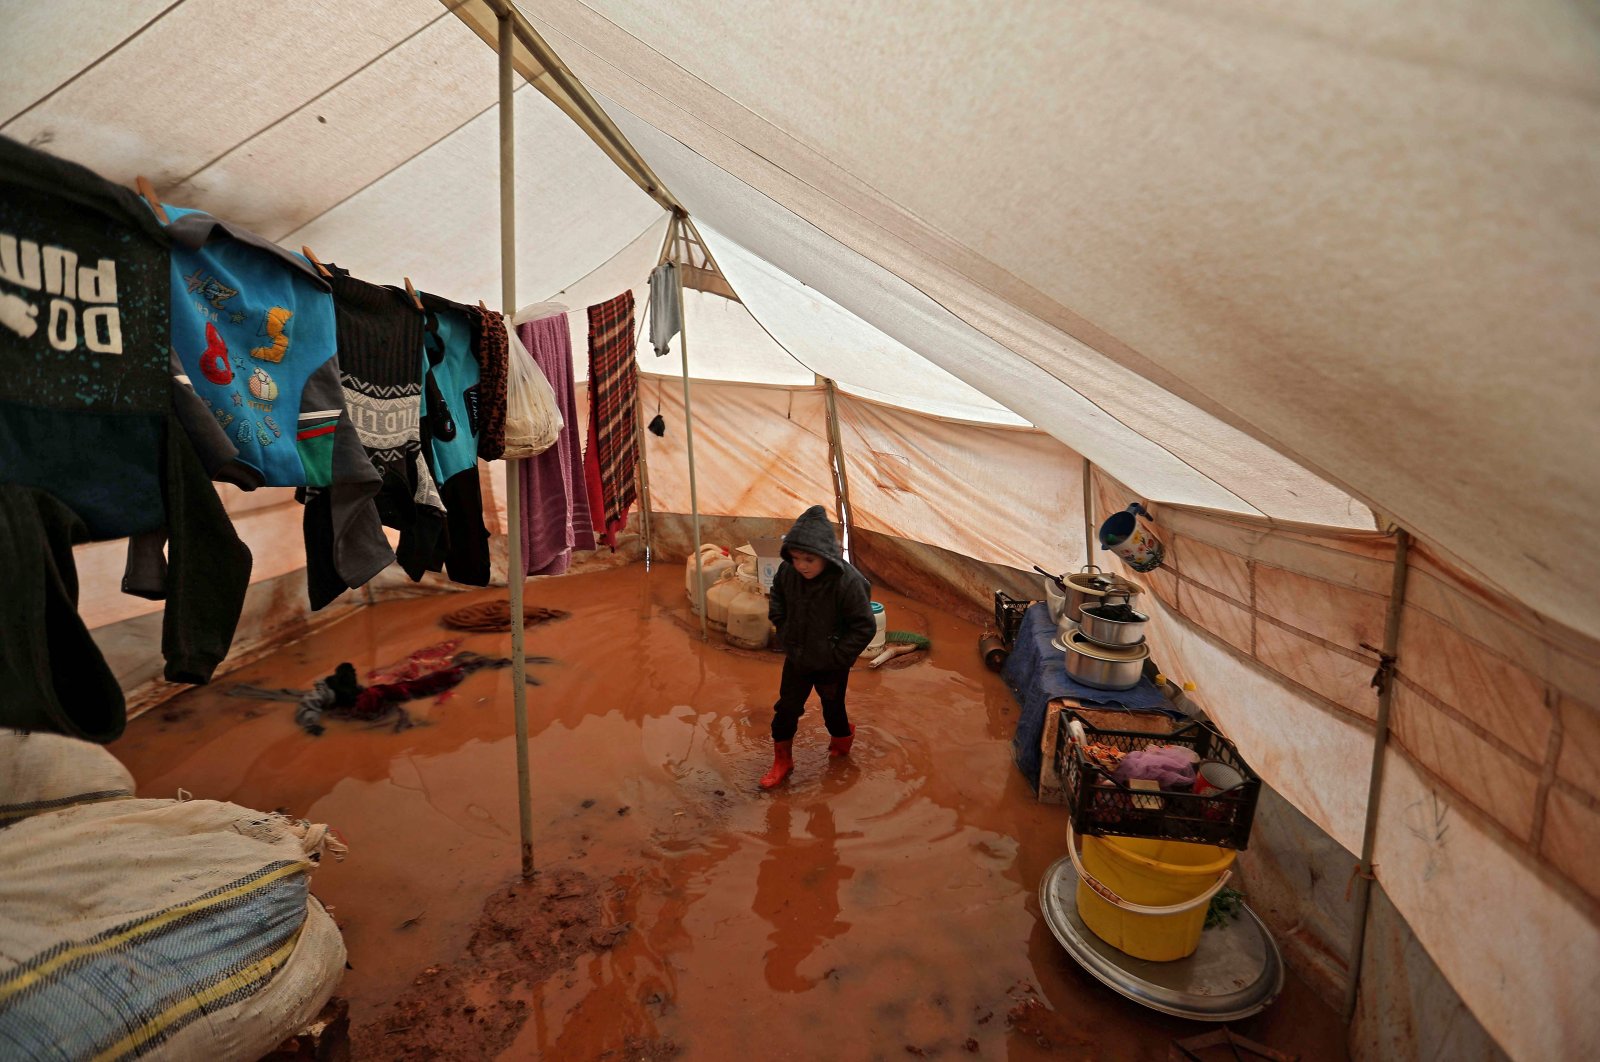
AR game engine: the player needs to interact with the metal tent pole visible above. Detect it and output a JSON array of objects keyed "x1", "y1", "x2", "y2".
[
  {"x1": 635, "y1": 375, "x2": 654, "y2": 570},
  {"x1": 496, "y1": 2, "x2": 534, "y2": 881},
  {"x1": 1082, "y1": 457, "x2": 1095, "y2": 570},
  {"x1": 1343, "y1": 528, "x2": 1412, "y2": 1020},
  {"x1": 671, "y1": 213, "x2": 708, "y2": 640}
]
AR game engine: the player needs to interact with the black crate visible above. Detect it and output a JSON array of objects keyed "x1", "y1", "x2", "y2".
[
  {"x1": 1062, "y1": 712, "x2": 1260, "y2": 850},
  {"x1": 994, "y1": 590, "x2": 1035, "y2": 649}
]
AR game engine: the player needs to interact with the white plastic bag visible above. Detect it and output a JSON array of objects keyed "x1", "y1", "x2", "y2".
[
  {"x1": 0, "y1": 732, "x2": 346, "y2": 1062},
  {"x1": 501, "y1": 312, "x2": 563, "y2": 459}
]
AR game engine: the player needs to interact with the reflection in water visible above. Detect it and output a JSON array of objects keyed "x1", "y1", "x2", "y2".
[
  {"x1": 110, "y1": 565, "x2": 1346, "y2": 1061},
  {"x1": 753, "y1": 768, "x2": 861, "y2": 992}
]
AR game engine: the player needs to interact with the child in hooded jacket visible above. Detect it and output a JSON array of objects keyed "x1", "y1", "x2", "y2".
[{"x1": 759, "y1": 505, "x2": 877, "y2": 789}]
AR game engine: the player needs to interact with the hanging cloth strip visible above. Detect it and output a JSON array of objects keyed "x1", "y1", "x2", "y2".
[
  {"x1": 583, "y1": 291, "x2": 639, "y2": 551},
  {"x1": 648, "y1": 261, "x2": 681, "y2": 358},
  {"x1": 469, "y1": 305, "x2": 508, "y2": 461}
]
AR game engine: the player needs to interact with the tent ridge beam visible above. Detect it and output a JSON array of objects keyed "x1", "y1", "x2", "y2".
[{"x1": 463, "y1": 0, "x2": 679, "y2": 213}]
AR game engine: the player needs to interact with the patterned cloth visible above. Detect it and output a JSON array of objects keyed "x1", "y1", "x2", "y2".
[
  {"x1": 584, "y1": 291, "x2": 638, "y2": 550},
  {"x1": 516, "y1": 313, "x2": 595, "y2": 576},
  {"x1": 470, "y1": 305, "x2": 508, "y2": 460},
  {"x1": 323, "y1": 265, "x2": 444, "y2": 585}
]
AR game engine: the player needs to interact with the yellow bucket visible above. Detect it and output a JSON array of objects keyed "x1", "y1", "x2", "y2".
[{"x1": 1070, "y1": 824, "x2": 1236, "y2": 962}]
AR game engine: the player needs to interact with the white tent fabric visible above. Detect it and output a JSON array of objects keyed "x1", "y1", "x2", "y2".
[
  {"x1": 520, "y1": 0, "x2": 1600, "y2": 641},
  {"x1": 5, "y1": 3, "x2": 1599, "y2": 1058},
  {"x1": 703, "y1": 232, "x2": 1025, "y2": 425},
  {"x1": 597, "y1": 92, "x2": 1374, "y2": 528}
]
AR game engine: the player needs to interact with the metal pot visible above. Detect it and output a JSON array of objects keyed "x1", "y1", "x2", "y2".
[
  {"x1": 1077, "y1": 602, "x2": 1148, "y2": 648},
  {"x1": 1059, "y1": 631, "x2": 1150, "y2": 691},
  {"x1": 1062, "y1": 565, "x2": 1144, "y2": 621}
]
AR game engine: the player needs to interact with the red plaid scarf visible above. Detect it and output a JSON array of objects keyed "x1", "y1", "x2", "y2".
[{"x1": 584, "y1": 292, "x2": 638, "y2": 549}]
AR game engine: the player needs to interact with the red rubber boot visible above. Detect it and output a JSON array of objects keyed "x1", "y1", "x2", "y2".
[
  {"x1": 759, "y1": 740, "x2": 794, "y2": 789},
  {"x1": 828, "y1": 725, "x2": 856, "y2": 758}
]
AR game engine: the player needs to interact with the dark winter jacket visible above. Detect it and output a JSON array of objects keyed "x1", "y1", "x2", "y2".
[{"x1": 767, "y1": 506, "x2": 876, "y2": 671}]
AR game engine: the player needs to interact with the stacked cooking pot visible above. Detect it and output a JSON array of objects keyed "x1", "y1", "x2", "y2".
[{"x1": 1041, "y1": 566, "x2": 1150, "y2": 691}]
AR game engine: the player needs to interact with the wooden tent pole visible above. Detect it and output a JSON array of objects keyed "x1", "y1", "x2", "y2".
[
  {"x1": 823, "y1": 378, "x2": 854, "y2": 559},
  {"x1": 496, "y1": 1, "x2": 535, "y2": 882},
  {"x1": 1343, "y1": 528, "x2": 1412, "y2": 1020},
  {"x1": 671, "y1": 213, "x2": 708, "y2": 640}
]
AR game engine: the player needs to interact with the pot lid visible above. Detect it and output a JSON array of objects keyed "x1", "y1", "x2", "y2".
[
  {"x1": 1065, "y1": 572, "x2": 1145, "y2": 598},
  {"x1": 1038, "y1": 856, "x2": 1284, "y2": 1021},
  {"x1": 1066, "y1": 632, "x2": 1151, "y2": 662},
  {"x1": 1080, "y1": 603, "x2": 1149, "y2": 624}
]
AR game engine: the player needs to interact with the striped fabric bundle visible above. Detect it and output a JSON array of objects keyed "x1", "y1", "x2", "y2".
[
  {"x1": 0, "y1": 732, "x2": 345, "y2": 1061},
  {"x1": 584, "y1": 291, "x2": 639, "y2": 550}
]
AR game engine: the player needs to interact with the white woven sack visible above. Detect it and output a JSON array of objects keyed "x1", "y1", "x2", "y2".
[
  {"x1": 0, "y1": 729, "x2": 134, "y2": 826},
  {"x1": 0, "y1": 734, "x2": 346, "y2": 1062},
  {"x1": 501, "y1": 312, "x2": 563, "y2": 459}
]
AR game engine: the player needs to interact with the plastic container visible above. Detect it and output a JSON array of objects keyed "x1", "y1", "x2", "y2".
[
  {"x1": 705, "y1": 574, "x2": 742, "y2": 632},
  {"x1": 1074, "y1": 831, "x2": 1236, "y2": 961},
  {"x1": 686, "y1": 545, "x2": 733, "y2": 614},
  {"x1": 1063, "y1": 713, "x2": 1261, "y2": 850},
  {"x1": 994, "y1": 591, "x2": 1034, "y2": 649},
  {"x1": 860, "y1": 601, "x2": 887, "y2": 656},
  {"x1": 726, "y1": 585, "x2": 771, "y2": 649}
]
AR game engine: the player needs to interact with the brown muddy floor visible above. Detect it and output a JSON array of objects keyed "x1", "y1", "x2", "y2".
[{"x1": 113, "y1": 564, "x2": 1346, "y2": 1061}]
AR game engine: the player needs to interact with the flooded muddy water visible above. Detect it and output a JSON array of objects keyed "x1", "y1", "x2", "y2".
[{"x1": 114, "y1": 564, "x2": 1345, "y2": 1060}]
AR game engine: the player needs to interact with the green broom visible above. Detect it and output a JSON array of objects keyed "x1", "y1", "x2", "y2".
[{"x1": 868, "y1": 630, "x2": 932, "y2": 669}]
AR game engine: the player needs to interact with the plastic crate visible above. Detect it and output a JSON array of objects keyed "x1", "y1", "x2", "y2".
[
  {"x1": 994, "y1": 590, "x2": 1035, "y2": 649},
  {"x1": 1062, "y1": 712, "x2": 1260, "y2": 850}
]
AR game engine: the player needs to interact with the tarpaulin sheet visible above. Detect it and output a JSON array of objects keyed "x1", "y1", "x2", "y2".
[{"x1": 1002, "y1": 604, "x2": 1178, "y2": 791}]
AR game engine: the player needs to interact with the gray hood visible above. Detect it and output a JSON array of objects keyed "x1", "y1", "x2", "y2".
[{"x1": 780, "y1": 505, "x2": 844, "y2": 569}]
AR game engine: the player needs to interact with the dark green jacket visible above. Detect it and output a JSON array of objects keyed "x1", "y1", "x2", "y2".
[{"x1": 768, "y1": 506, "x2": 876, "y2": 671}]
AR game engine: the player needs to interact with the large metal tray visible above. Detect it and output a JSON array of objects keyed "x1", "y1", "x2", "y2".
[{"x1": 1038, "y1": 855, "x2": 1284, "y2": 1022}]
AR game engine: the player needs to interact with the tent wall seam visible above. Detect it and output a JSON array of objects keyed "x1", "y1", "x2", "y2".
[
  {"x1": 277, "y1": 89, "x2": 522, "y2": 247},
  {"x1": 169, "y1": 8, "x2": 456, "y2": 191},
  {"x1": 0, "y1": 0, "x2": 192, "y2": 130},
  {"x1": 543, "y1": 213, "x2": 669, "y2": 305}
]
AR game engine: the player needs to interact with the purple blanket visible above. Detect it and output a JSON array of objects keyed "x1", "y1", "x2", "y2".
[{"x1": 517, "y1": 314, "x2": 595, "y2": 576}]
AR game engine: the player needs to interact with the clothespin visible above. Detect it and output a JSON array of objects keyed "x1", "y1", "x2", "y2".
[
  {"x1": 404, "y1": 277, "x2": 423, "y2": 311},
  {"x1": 135, "y1": 176, "x2": 168, "y2": 223},
  {"x1": 300, "y1": 245, "x2": 332, "y2": 279}
]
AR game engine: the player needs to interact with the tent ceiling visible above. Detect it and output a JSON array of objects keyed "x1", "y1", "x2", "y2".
[
  {"x1": 516, "y1": 0, "x2": 1600, "y2": 639},
  {"x1": 2, "y1": 0, "x2": 1592, "y2": 638}
]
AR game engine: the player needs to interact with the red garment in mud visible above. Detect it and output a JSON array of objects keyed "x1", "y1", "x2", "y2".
[
  {"x1": 365, "y1": 640, "x2": 463, "y2": 686},
  {"x1": 351, "y1": 667, "x2": 466, "y2": 717}
]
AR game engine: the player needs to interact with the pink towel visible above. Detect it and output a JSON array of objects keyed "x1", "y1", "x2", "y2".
[{"x1": 516, "y1": 314, "x2": 595, "y2": 576}]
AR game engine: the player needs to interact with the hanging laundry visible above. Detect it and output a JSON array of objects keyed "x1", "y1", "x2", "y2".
[
  {"x1": 417, "y1": 291, "x2": 490, "y2": 586},
  {"x1": 516, "y1": 312, "x2": 595, "y2": 576},
  {"x1": 0, "y1": 137, "x2": 251, "y2": 705},
  {"x1": 321, "y1": 265, "x2": 445, "y2": 598},
  {"x1": 648, "y1": 261, "x2": 682, "y2": 358},
  {"x1": 584, "y1": 291, "x2": 640, "y2": 550},
  {"x1": 0, "y1": 136, "x2": 172, "y2": 540},
  {"x1": 502, "y1": 313, "x2": 563, "y2": 460},
  {"x1": 469, "y1": 305, "x2": 509, "y2": 461},
  {"x1": 0, "y1": 486, "x2": 127, "y2": 742},
  {"x1": 157, "y1": 208, "x2": 392, "y2": 609}
]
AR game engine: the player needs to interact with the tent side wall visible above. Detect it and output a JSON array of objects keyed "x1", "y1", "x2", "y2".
[
  {"x1": 1084, "y1": 469, "x2": 1600, "y2": 1060},
  {"x1": 631, "y1": 370, "x2": 1599, "y2": 1059}
]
